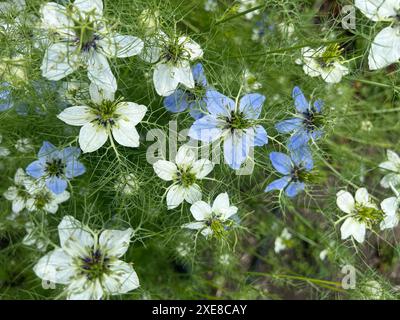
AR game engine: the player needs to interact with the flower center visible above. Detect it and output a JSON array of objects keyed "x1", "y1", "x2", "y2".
[
  {"x1": 70, "y1": 11, "x2": 99, "y2": 52},
  {"x1": 80, "y1": 249, "x2": 110, "y2": 280},
  {"x1": 45, "y1": 158, "x2": 66, "y2": 177},
  {"x1": 178, "y1": 169, "x2": 197, "y2": 187},
  {"x1": 92, "y1": 100, "x2": 119, "y2": 127},
  {"x1": 316, "y1": 44, "x2": 343, "y2": 68},
  {"x1": 206, "y1": 217, "x2": 228, "y2": 238},
  {"x1": 226, "y1": 110, "x2": 251, "y2": 131},
  {"x1": 354, "y1": 204, "x2": 384, "y2": 227},
  {"x1": 302, "y1": 110, "x2": 324, "y2": 132},
  {"x1": 33, "y1": 191, "x2": 53, "y2": 209}
]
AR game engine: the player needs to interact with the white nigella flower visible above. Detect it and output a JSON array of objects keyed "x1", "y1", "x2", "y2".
[
  {"x1": 40, "y1": 0, "x2": 143, "y2": 91},
  {"x1": 380, "y1": 190, "x2": 400, "y2": 230},
  {"x1": 23, "y1": 221, "x2": 48, "y2": 252},
  {"x1": 57, "y1": 83, "x2": 147, "y2": 153},
  {"x1": 182, "y1": 193, "x2": 238, "y2": 238},
  {"x1": 204, "y1": 0, "x2": 218, "y2": 12},
  {"x1": 140, "y1": 32, "x2": 203, "y2": 96},
  {"x1": 33, "y1": 215, "x2": 139, "y2": 300},
  {"x1": 274, "y1": 228, "x2": 292, "y2": 253},
  {"x1": 3, "y1": 168, "x2": 33, "y2": 213},
  {"x1": 379, "y1": 150, "x2": 400, "y2": 188},
  {"x1": 0, "y1": 134, "x2": 10, "y2": 157},
  {"x1": 153, "y1": 145, "x2": 214, "y2": 210},
  {"x1": 26, "y1": 181, "x2": 70, "y2": 214},
  {"x1": 337, "y1": 188, "x2": 382, "y2": 244},
  {"x1": 15, "y1": 138, "x2": 34, "y2": 153},
  {"x1": 355, "y1": 0, "x2": 400, "y2": 70},
  {"x1": 298, "y1": 45, "x2": 349, "y2": 83}
]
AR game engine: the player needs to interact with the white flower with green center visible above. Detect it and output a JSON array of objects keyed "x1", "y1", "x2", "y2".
[
  {"x1": 274, "y1": 228, "x2": 292, "y2": 253},
  {"x1": 337, "y1": 188, "x2": 382, "y2": 244},
  {"x1": 379, "y1": 150, "x2": 400, "y2": 188},
  {"x1": 15, "y1": 138, "x2": 34, "y2": 153},
  {"x1": 140, "y1": 31, "x2": 203, "y2": 96},
  {"x1": 26, "y1": 181, "x2": 70, "y2": 214},
  {"x1": 355, "y1": 0, "x2": 400, "y2": 70},
  {"x1": 298, "y1": 45, "x2": 349, "y2": 83},
  {"x1": 57, "y1": 83, "x2": 147, "y2": 153},
  {"x1": 3, "y1": 168, "x2": 33, "y2": 213},
  {"x1": 33, "y1": 215, "x2": 139, "y2": 300},
  {"x1": 153, "y1": 145, "x2": 214, "y2": 210},
  {"x1": 40, "y1": 0, "x2": 143, "y2": 92},
  {"x1": 182, "y1": 193, "x2": 238, "y2": 238}
]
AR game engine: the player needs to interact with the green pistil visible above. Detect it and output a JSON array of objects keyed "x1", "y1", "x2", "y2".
[
  {"x1": 45, "y1": 158, "x2": 66, "y2": 177},
  {"x1": 79, "y1": 250, "x2": 110, "y2": 281},
  {"x1": 178, "y1": 170, "x2": 197, "y2": 188},
  {"x1": 162, "y1": 41, "x2": 186, "y2": 64},
  {"x1": 355, "y1": 204, "x2": 384, "y2": 227},
  {"x1": 227, "y1": 110, "x2": 251, "y2": 130},
  {"x1": 92, "y1": 100, "x2": 119, "y2": 127},
  {"x1": 34, "y1": 192, "x2": 52, "y2": 209},
  {"x1": 316, "y1": 43, "x2": 343, "y2": 68},
  {"x1": 208, "y1": 218, "x2": 227, "y2": 238}
]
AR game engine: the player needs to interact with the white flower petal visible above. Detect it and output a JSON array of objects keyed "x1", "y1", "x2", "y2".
[
  {"x1": 336, "y1": 190, "x2": 355, "y2": 214},
  {"x1": 355, "y1": 0, "x2": 398, "y2": 21},
  {"x1": 99, "y1": 228, "x2": 133, "y2": 258},
  {"x1": 12, "y1": 198, "x2": 26, "y2": 213},
  {"x1": 184, "y1": 184, "x2": 202, "y2": 204},
  {"x1": 387, "y1": 149, "x2": 400, "y2": 165},
  {"x1": 175, "y1": 145, "x2": 196, "y2": 169},
  {"x1": 79, "y1": 122, "x2": 108, "y2": 153},
  {"x1": 153, "y1": 63, "x2": 179, "y2": 96},
  {"x1": 89, "y1": 82, "x2": 115, "y2": 104},
  {"x1": 40, "y1": 2, "x2": 74, "y2": 36},
  {"x1": 180, "y1": 37, "x2": 203, "y2": 60},
  {"x1": 340, "y1": 217, "x2": 366, "y2": 243},
  {"x1": 57, "y1": 106, "x2": 95, "y2": 126},
  {"x1": 166, "y1": 185, "x2": 185, "y2": 209},
  {"x1": 191, "y1": 159, "x2": 214, "y2": 179},
  {"x1": 87, "y1": 51, "x2": 117, "y2": 92},
  {"x1": 73, "y1": 0, "x2": 103, "y2": 18},
  {"x1": 380, "y1": 173, "x2": 400, "y2": 188},
  {"x1": 112, "y1": 121, "x2": 140, "y2": 148},
  {"x1": 381, "y1": 197, "x2": 398, "y2": 217},
  {"x1": 153, "y1": 160, "x2": 177, "y2": 181},
  {"x1": 212, "y1": 193, "x2": 230, "y2": 214},
  {"x1": 182, "y1": 221, "x2": 205, "y2": 230},
  {"x1": 115, "y1": 102, "x2": 147, "y2": 126},
  {"x1": 355, "y1": 188, "x2": 370, "y2": 205},
  {"x1": 99, "y1": 34, "x2": 144, "y2": 58},
  {"x1": 103, "y1": 260, "x2": 140, "y2": 295},
  {"x1": 41, "y1": 43, "x2": 79, "y2": 81},
  {"x1": 173, "y1": 62, "x2": 195, "y2": 89},
  {"x1": 190, "y1": 201, "x2": 212, "y2": 221},
  {"x1": 369, "y1": 26, "x2": 400, "y2": 70},
  {"x1": 4, "y1": 186, "x2": 18, "y2": 201},
  {"x1": 58, "y1": 215, "x2": 94, "y2": 251},
  {"x1": 33, "y1": 248, "x2": 74, "y2": 284}
]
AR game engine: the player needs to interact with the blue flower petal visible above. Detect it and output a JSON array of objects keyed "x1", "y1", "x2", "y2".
[
  {"x1": 265, "y1": 176, "x2": 291, "y2": 192},
  {"x1": 205, "y1": 90, "x2": 235, "y2": 116},
  {"x1": 188, "y1": 115, "x2": 223, "y2": 142},
  {"x1": 38, "y1": 141, "x2": 57, "y2": 159},
  {"x1": 275, "y1": 118, "x2": 303, "y2": 134},
  {"x1": 189, "y1": 100, "x2": 206, "y2": 120},
  {"x1": 62, "y1": 147, "x2": 81, "y2": 162},
  {"x1": 290, "y1": 146, "x2": 314, "y2": 171},
  {"x1": 192, "y1": 63, "x2": 207, "y2": 87},
  {"x1": 223, "y1": 131, "x2": 250, "y2": 170},
  {"x1": 288, "y1": 130, "x2": 309, "y2": 150},
  {"x1": 285, "y1": 181, "x2": 305, "y2": 197},
  {"x1": 269, "y1": 152, "x2": 293, "y2": 175},
  {"x1": 292, "y1": 86, "x2": 309, "y2": 113},
  {"x1": 311, "y1": 129, "x2": 323, "y2": 141},
  {"x1": 46, "y1": 176, "x2": 68, "y2": 194},
  {"x1": 313, "y1": 99, "x2": 324, "y2": 113},
  {"x1": 26, "y1": 160, "x2": 45, "y2": 178},
  {"x1": 65, "y1": 160, "x2": 86, "y2": 178},
  {"x1": 0, "y1": 82, "x2": 13, "y2": 112},
  {"x1": 254, "y1": 125, "x2": 268, "y2": 146},
  {"x1": 164, "y1": 89, "x2": 189, "y2": 113},
  {"x1": 239, "y1": 93, "x2": 265, "y2": 119}
]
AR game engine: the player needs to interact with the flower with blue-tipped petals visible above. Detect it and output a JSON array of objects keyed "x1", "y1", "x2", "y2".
[
  {"x1": 275, "y1": 86, "x2": 324, "y2": 150},
  {"x1": 265, "y1": 149, "x2": 314, "y2": 198},
  {"x1": 164, "y1": 63, "x2": 208, "y2": 119},
  {"x1": 26, "y1": 141, "x2": 85, "y2": 194},
  {"x1": 188, "y1": 90, "x2": 268, "y2": 170}
]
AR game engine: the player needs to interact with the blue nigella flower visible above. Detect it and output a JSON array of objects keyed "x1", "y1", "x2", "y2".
[
  {"x1": 275, "y1": 86, "x2": 324, "y2": 150},
  {"x1": 265, "y1": 148, "x2": 314, "y2": 197},
  {"x1": 26, "y1": 141, "x2": 85, "y2": 194},
  {"x1": 164, "y1": 63, "x2": 208, "y2": 120},
  {"x1": 0, "y1": 82, "x2": 13, "y2": 111},
  {"x1": 188, "y1": 90, "x2": 268, "y2": 169}
]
